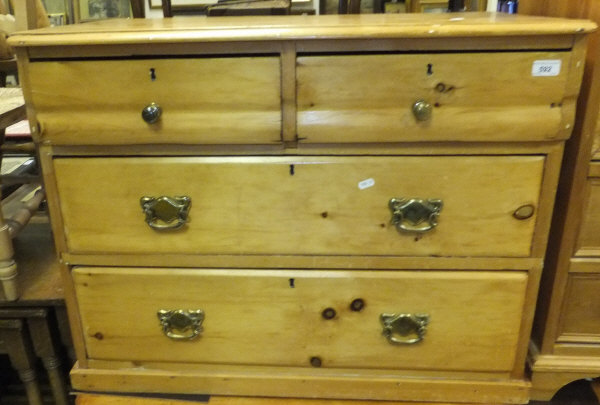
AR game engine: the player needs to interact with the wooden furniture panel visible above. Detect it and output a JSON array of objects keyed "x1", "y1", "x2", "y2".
[
  {"x1": 54, "y1": 155, "x2": 544, "y2": 257},
  {"x1": 575, "y1": 173, "x2": 600, "y2": 256},
  {"x1": 523, "y1": 1, "x2": 600, "y2": 401},
  {"x1": 297, "y1": 52, "x2": 572, "y2": 143},
  {"x1": 557, "y1": 272, "x2": 600, "y2": 342},
  {"x1": 74, "y1": 267, "x2": 527, "y2": 372},
  {"x1": 9, "y1": 13, "x2": 593, "y2": 404},
  {"x1": 28, "y1": 57, "x2": 282, "y2": 145}
]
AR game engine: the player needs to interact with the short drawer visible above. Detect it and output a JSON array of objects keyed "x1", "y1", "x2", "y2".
[
  {"x1": 74, "y1": 267, "x2": 527, "y2": 372},
  {"x1": 297, "y1": 52, "x2": 571, "y2": 143},
  {"x1": 54, "y1": 155, "x2": 544, "y2": 257},
  {"x1": 575, "y1": 165, "x2": 600, "y2": 256},
  {"x1": 28, "y1": 57, "x2": 281, "y2": 145},
  {"x1": 558, "y1": 271, "x2": 600, "y2": 343}
]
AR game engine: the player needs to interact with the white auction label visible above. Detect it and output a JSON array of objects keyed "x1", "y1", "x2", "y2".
[
  {"x1": 358, "y1": 178, "x2": 375, "y2": 190},
  {"x1": 532, "y1": 60, "x2": 561, "y2": 77}
]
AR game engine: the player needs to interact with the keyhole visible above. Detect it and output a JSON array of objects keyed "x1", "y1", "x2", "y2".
[
  {"x1": 427, "y1": 64, "x2": 433, "y2": 75},
  {"x1": 150, "y1": 68, "x2": 156, "y2": 81},
  {"x1": 290, "y1": 164, "x2": 295, "y2": 176}
]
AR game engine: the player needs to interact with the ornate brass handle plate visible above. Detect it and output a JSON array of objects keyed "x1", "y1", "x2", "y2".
[
  {"x1": 142, "y1": 102, "x2": 162, "y2": 124},
  {"x1": 157, "y1": 309, "x2": 204, "y2": 341},
  {"x1": 389, "y1": 198, "x2": 443, "y2": 233},
  {"x1": 140, "y1": 196, "x2": 191, "y2": 231},
  {"x1": 380, "y1": 313, "x2": 429, "y2": 345}
]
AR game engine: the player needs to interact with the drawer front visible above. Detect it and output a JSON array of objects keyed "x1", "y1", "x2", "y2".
[
  {"x1": 74, "y1": 267, "x2": 527, "y2": 372},
  {"x1": 54, "y1": 155, "x2": 544, "y2": 257},
  {"x1": 28, "y1": 57, "x2": 281, "y2": 145},
  {"x1": 297, "y1": 52, "x2": 570, "y2": 143},
  {"x1": 575, "y1": 170, "x2": 600, "y2": 256},
  {"x1": 558, "y1": 271, "x2": 600, "y2": 342}
]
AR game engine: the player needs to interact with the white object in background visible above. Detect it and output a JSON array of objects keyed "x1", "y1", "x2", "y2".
[
  {"x1": 0, "y1": 13, "x2": 16, "y2": 34},
  {"x1": 486, "y1": 0, "x2": 498, "y2": 11}
]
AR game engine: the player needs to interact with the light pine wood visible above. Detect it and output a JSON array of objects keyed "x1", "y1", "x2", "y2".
[
  {"x1": 511, "y1": 262, "x2": 543, "y2": 379},
  {"x1": 14, "y1": 49, "x2": 41, "y2": 144},
  {"x1": 38, "y1": 147, "x2": 88, "y2": 365},
  {"x1": 526, "y1": 0, "x2": 600, "y2": 355},
  {"x1": 552, "y1": 343, "x2": 600, "y2": 357},
  {"x1": 523, "y1": 0, "x2": 600, "y2": 400},
  {"x1": 6, "y1": 14, "x2": 595, "y2": 48},
  {"x1": 556, "y1": 273, "x2": 600, "y2": 340},
  {"x1": 568, "y1": 258, "x2": 600, "y2": 273},
  {"x1": 37, "y1": 146, "x2": 68, "y2": 255},
  {"x1": 28, "y1": 58, "x2": 281, "y2": 145},
  {"x1": 529, "y1": 145, "x2": 565, "y2": 259},
  {"x1": 574, "y1": 177, "x2": 600, "y2": 255},
  {"x1": 529, "y1": 343, "x2": 600, "y2": 400},
  {"x1": 281, "y1": 42, "x2": 297, "y2": 146},
  {"x1": 21, "y1": 36, "x2": 578, "y2": 61},
  {"x1": 69, "y1": 364, "x2": 530, "y2": 404},
  {"x1": 54, "y1": 156, "x2": 544, "y2": 257},
  {"x1": 557, "y1": 35, "x2": 589, "y2": 141},
  {"x1": 73, "y1": 267, "x2": 527, "y2": 372},
  {"x1": 47, "y1": 141, "x2": 564, "y2": 157},
  {"x1": 60, "y1": 253, "x2": 541, "y2": 270},
  {"x1": 0, "y1": 88, "x2": 25, "y2": 129},
  {"x1": 297, "y1": 52, "x2": 571, "y2": 143},
  {"x1": 11, "y1": 12, "x2": 592, "y2": 404},
  {"x1": 75, "y1": 393, "x2": 491, "y2": 405},
  {"x1": 85, "y1": 359, "x2": 512, "y2": 380}
]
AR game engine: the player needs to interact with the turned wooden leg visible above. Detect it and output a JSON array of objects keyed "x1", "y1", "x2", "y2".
[
  {"x1": 0, "y1": 259, "x2": 18, "y2": 300},
  {"x1": 28, "y1": 311, "x2": 70, "y2": 405},
  {"x1": 0, "y1": 319, "x2": 44, "y2": 405}
]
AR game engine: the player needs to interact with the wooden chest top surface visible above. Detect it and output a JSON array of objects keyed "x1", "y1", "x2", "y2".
[{"x1": 8, "y1": 13, "x2": 596, "y2": 47}]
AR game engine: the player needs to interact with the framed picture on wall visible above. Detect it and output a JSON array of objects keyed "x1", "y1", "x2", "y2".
[{"x1": 78, "y1": 0, "x2": 131, "y2": 20}]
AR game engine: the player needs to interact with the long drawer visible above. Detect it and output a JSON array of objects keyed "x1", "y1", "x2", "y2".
[
  {"x1": 297, "y1": 52, "x2": 571, "y2": 143},
  {"x1": 54, "y1": 155, "x2": 544, "y2": 257},
  {"x1": 28, "y1": 57, "x2": 282, "y2": 145},
  {"x1": 73, "y1": 267, "x2": 528, "y2": 372}
]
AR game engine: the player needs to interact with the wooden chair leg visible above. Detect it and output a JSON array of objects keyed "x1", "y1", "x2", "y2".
[
  {"x1": 0, "y1": 200, "x2": 18, "y2": 300},
  {"x1": 28, "y1": 312, "x2": 70, "y2": 405},
  {"x1": 0, "y1": 319, "x2": 44, "y2": 405},
  {"x1": 0, "y1": 260, "x2": 18, "y2": 300},
  {"x1": 161, "y1": 0, "x2": 173, "y2": 17}
]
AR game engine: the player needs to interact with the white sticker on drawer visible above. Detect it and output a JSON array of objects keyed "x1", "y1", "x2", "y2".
[
  {"x1": 532, "y1": 60, "x2": 561, "y2": 77},
  {"x1": 358, "y1": 178, "x2": 375, "y2": 190}
]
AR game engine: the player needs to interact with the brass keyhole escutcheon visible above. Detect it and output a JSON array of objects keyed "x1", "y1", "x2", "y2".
[{"x1": 513, "y1": 204, "x2": 535, "y2": 220}]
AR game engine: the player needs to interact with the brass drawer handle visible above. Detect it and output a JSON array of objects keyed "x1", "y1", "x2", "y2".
[
  {"x1": 389, "y1": 198, "x2": 443, "y2": 234},
  {"x1": 140, "y1": 196, "x2": 191, "y2": 231},
  {"x1": 142, "y1": 102, "x2": 162, "y2": 124},
  {"x1": 157, "y1": 309, "x2": 204, "y2": 341},
  {"x1": 412, "y1": 100, "x2": 432, "y2": 121},
  {"x1": 380, "y1": 313, "x2": 429, "y2": 345}
]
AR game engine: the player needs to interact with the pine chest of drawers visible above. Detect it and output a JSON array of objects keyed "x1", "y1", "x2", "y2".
[{"x1": 9, "y1": 13, "x2": 595, "y2": 404}]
